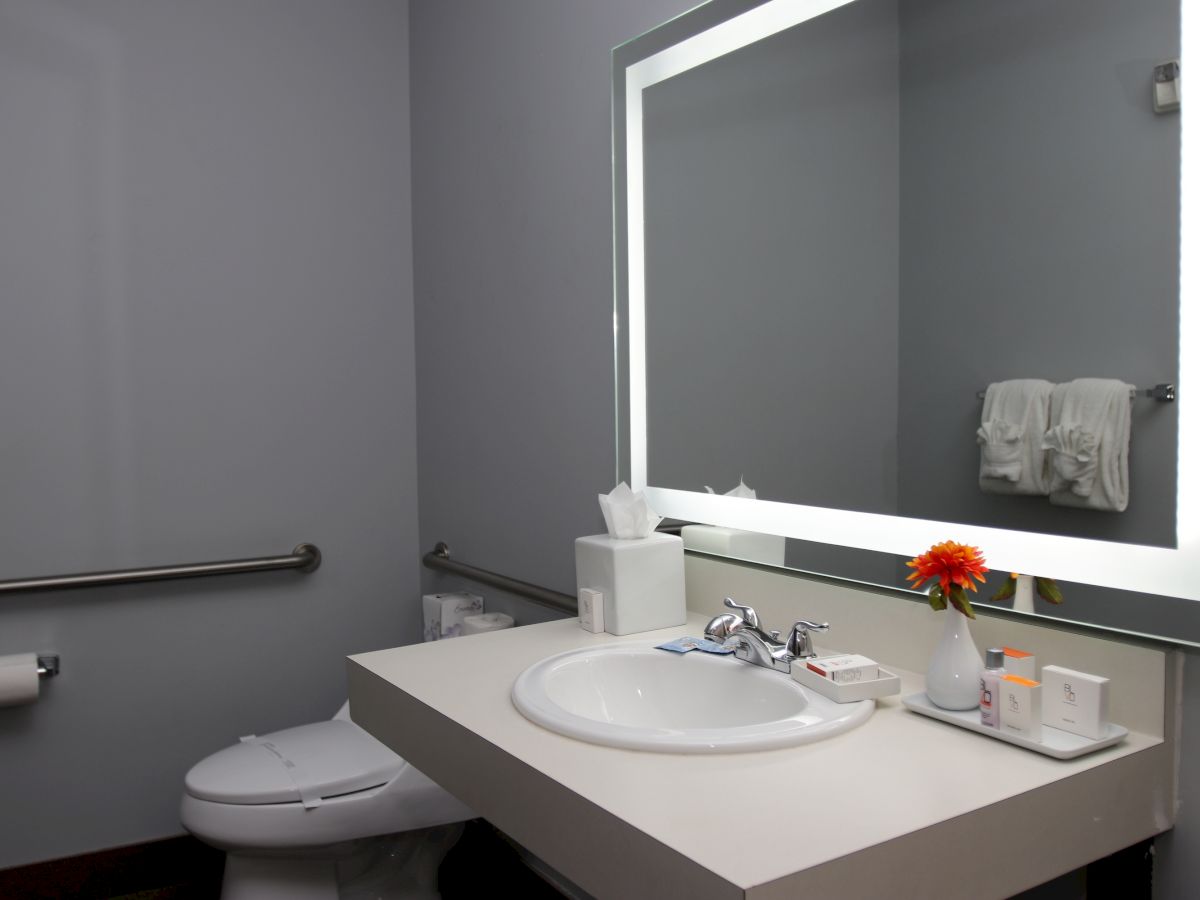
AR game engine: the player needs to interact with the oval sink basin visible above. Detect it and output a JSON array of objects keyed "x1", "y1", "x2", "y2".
[{"x1": 511, "y1": 644, "x2": 874, "y2": 753}]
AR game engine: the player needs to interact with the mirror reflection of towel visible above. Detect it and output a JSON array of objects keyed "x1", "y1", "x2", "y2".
[
  {"x1": 978, "y1": 380, "x2": 1054, "y2": 495},
  {"x1": 1042, "y1": 424, "x2": 1099, "y2": 497},
  {"x1": 1042, "y1": 379, "x2": 1132, "y2": 512},
  {"x1": 977, "y1": 420, "x2": 1024, "y2": 482}
]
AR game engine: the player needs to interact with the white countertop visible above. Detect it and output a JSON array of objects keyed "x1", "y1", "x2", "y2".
[{"x1": 349, "y1": 613, "x2": 1172, "y2": 898}]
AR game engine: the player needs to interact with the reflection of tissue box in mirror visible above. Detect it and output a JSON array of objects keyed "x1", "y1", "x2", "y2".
[
  {"x1": 574, "y1": 534, "x2": 686, "y2": 635},
  {"x1": 422, "y1": 592, "x2": 484, "y2": 641},
  {"x1": 681, "y1": 525, "x2": 785, "y2": 567}
]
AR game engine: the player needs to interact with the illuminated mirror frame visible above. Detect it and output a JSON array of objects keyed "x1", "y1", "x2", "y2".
[{"x1": 617, "y1": 0, "x2": 1199, "y2": 602}]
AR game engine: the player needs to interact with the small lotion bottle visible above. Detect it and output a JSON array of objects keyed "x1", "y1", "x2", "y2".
[{"x1": 979, "y1": 647, "x2": 1006, "y2": 728}]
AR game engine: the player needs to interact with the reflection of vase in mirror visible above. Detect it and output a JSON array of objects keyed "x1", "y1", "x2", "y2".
[{"x1": 1013, "y1": 575, "x2": 1036, "y2": 614}]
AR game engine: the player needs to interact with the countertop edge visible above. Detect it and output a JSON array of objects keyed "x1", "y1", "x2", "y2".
[{"x1": 348, "y1": 658, "x2": 744, "y2": 900}]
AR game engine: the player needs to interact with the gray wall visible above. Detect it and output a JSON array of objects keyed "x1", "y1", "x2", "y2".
[
  {"x1": 409, "y1": 0, "x2": 698, "y2": 622},
  {"x1": 896, "y1": 0, "x2": 1179, "y2": 547},
  {"x1": 895, "y1": 0, "x2": 1186, "y2": 638},
  {"x1": 643, "y1": 0, "x2": 899, "y2": 523},
  {"x1": 639, "y1": 0, "x2": 900, "y2": 584},
  {"x1": 0, "y1": 0, "x2": 417, "y2": 868}
]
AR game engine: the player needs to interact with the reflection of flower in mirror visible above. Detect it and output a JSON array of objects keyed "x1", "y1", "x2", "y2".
[
  {"x1": 905, "y1": 540, "x2": 989, "y2": 618},
  {"x1": 991, "y1": 573, "x2": 1065, "y2": 605}
]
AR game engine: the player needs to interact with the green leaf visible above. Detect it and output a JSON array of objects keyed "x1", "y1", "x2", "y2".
[
  {"x1": 949, "y1": 584, "x2": 977, "y2": 619},
  {"x1": 928, "y1": 584, "x2": 948, "y2": 612},
  {"x1": 1035, "y1": 577, "x2": 1064, "y2": 605},
  {"x1": 991, "y1": 574, "x2": 1016, "y2": 603}
]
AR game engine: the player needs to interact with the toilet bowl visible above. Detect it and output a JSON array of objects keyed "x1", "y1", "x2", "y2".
[{"x1": 181, "y1": 703, "x2": 474, "y2": 900}]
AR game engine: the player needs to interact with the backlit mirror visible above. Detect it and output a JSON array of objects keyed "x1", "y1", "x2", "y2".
[{"x1": 614, "y1": 0, "x2": 1200, "y2": 642}]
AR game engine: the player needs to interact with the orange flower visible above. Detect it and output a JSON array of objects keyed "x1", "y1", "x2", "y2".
[{"x1": 905, "y1": 540, "x2": 988, "y2": 617}]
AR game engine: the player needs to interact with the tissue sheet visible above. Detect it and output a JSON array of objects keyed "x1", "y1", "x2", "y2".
[
  {"x1": 704, "y1": 478, "x2": 757, "y2": 499},
  {"x1": 599, "y1": 482, "x2": 662, "y2": 539}
]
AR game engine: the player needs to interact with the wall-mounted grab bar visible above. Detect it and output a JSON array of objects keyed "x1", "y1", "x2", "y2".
[
  {"x1": 422, "y1": 542, "x2": 577, "y2": 615},
  {"x1": 974, "y1": 383, "x2": 1175, "y2": 401},
  {"x1": 0, "y1": 543, "x2": 321, "y2": 597}
]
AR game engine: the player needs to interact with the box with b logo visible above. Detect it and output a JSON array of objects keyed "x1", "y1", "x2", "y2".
[{"x1": 1040, "y1": 665, "x2": 1109, "y2": 740}]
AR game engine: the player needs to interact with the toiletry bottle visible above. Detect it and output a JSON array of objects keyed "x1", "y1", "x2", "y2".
[{"x1": 979, "y1": 648, "x2": 1006, "y2": 728}]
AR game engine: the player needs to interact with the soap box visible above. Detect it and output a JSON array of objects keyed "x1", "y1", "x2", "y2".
[
  {"x1": 805, "y1": 654, "x2": 878, "y2": 684},
  {"x1": 575, "y1": 533, "x2": 685, "y2": 636},
  {"x1": 999, "y1": 674, "x2": 1042, "y2": 742},
  {"x1": 422, "y1": 592, "x2": 484, "y2": 641},
  {"x1": 1003, "y1": 647, "x2": 1036, "y2": 681},
  {"x1": 1040, "y1": 665, "x2": 1109, "y2": 740}
]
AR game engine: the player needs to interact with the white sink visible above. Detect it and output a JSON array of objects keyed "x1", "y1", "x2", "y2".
[{"x1": 511, "y1": 644, "x2": 874, "y2": 753}]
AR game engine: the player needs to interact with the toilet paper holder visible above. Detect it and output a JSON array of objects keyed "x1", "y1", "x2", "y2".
[{"x1": 36, "y1": 655, "x2": 59, "y2": 678}]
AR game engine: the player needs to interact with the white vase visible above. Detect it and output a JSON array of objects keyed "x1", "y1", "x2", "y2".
[
  {"x1": 1013, "y1": 574, "x2": 1035, "y2": 613},
  {"x1": 926, "y1": 608, "x2": 984, "y2": 710}
]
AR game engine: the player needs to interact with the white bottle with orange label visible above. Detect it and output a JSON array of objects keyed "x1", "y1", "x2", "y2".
[{"x1": 979, "y1": 647, "x2": 1007, "y2": 728}]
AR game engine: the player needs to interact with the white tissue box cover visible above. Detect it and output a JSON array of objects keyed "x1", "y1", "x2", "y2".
[
  {"x1": 680, "y1": 525, "x2": 785, "y2": 567},
  {"x1": 574, "y1": 533, "x2": 686, "y2": 636},
  {"x1": 423, "y1": 592, "x2": 484, "y2": 641}
]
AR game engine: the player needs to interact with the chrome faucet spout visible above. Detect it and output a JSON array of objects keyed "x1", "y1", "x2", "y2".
[{"x1": 723, "y1": 630, "x2": 792, "y2": 674}]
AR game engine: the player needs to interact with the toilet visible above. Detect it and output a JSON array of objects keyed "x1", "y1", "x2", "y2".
[{"x1": 180, "y1": 702, "x2": 474, "y2": 900}]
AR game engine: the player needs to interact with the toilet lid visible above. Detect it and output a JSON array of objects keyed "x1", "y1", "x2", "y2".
[{"x1": 185, "y1": 720, "x2": 405, "y2": 806}]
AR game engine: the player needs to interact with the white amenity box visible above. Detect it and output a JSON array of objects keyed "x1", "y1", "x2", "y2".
[
  {"x1": 1040, "y1": 665, "x2": 1109, "y2": 740},
  {"x1": 999, "y1": 675, "x2": 1042, "y2": 742},
  {"x1": 422, "y1": 592, "x2": 484, "y2": 641},
  {"x1": 574, "y1": 533, "x2": 686, "y2": 636}
]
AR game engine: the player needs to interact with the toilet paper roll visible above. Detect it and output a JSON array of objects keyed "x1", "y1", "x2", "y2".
[
  {"x1": 0, "y1": 653, "x2": 40, "y2": 707},
  {"x1": 462, "y1": 613, "x2": 515, "y2": 636}
]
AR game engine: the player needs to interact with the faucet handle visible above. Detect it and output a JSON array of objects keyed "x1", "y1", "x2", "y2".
[
  {"x1": 723, "y1": 597, "x2": 760, "y2": 629},
  {"x1": 787, "y1": 620, "x2": 829, "y2": 659}
]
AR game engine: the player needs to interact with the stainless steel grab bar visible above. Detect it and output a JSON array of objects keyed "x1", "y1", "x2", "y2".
[
  {"x1": 422, "y1": 542, "x2": 576, "y2": 615},
  {"x1": 0, "y1": 543, "x2": 321, "y2": 596}
]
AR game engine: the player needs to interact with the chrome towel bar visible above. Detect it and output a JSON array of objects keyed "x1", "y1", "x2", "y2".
[
  {"x1": 422, "y1": 542, "x2": 577, "y2": 615},
  {"x1": 974, "y1": 383, "x2": 1175, "y2": 401},
  {"x1": 0, "y1": 543, "x2": 321, "y2": 596}
]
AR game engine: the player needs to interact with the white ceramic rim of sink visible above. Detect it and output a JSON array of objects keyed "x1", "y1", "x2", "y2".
[{"x1": 511, "y1": 643, "x2": 874, "y2": 753}]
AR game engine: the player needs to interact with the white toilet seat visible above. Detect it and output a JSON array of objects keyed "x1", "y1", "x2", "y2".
[
  {"x1": 186, "y1": 720, "x2": 405, "y2": 807},
  {"x1": 181, "y1": 718, "x2": 474, "y2": 852}
]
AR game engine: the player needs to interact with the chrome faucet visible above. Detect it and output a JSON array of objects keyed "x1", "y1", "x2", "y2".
[
  {"x1": 705, "y1": 598, "x2": 829, "y2": 674},
  {"x1": 723, "y1": 629, "x2": 793, "y2": 673}
]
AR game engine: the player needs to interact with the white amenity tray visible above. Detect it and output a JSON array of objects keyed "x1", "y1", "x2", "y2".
[{"x1": 902, "y1": 692, "x2": 1128, "y2": 759}]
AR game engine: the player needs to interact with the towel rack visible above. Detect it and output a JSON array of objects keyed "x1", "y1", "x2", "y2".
[
  {"x1": 422, "y1": 542, "x2": 577, "y2": 615},
  {"x1": 0, "y1": 543, "x2": 321, "y2": 597},
  {"x1": 975, "y1": 383, "x2": 1175, "y2": 402}
]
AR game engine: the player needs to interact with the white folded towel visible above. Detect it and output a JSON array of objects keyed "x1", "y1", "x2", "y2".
[
  {"x1": 1041, "y1": 378, "x2": 1132, "y2": 512},
  {"x1": 977, "y1": 380, "x2": 1054, "y2": 495}
]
